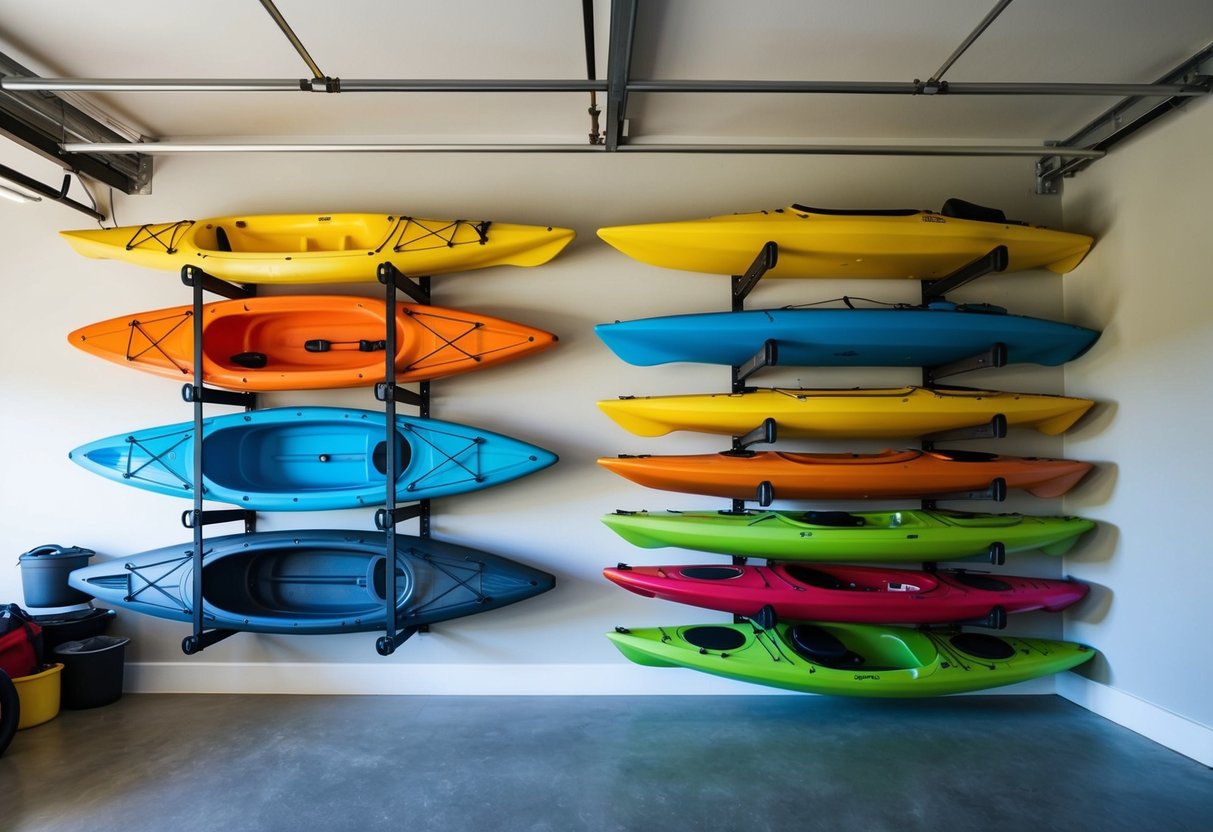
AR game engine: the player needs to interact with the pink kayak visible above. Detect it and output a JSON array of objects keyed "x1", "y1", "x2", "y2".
[{"x1": 602, "y1": 562, "x2": 1087, "y2": 626}]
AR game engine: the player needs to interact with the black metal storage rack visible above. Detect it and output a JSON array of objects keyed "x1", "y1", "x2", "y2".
[
  {"x1": 178, "y1": 264, "x2": 257, "y2": 655},
  {"x1": 717, "y1": 242, "x2": 1026, "y2": 627},
  {"x1": 166, "y1": 258, "x2": 482, "y2": 656}
]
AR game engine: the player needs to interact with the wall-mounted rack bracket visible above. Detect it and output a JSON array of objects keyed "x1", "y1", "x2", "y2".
[
  {"x1": 181, "y1": 627, "x2": 238, "y2": 655},
  {"x1": 377, "y1": 625, "x2": 423, "y2": 656},
  {"x1": 925, "y1": 342, "x2": 1008, "y2": 383},
  {"x1": 733, "y1": 417, "x2": 778, "y2": 451},
  {"x1": 925, "y1": 541, "x2": 1006, "y2": 568},
  {"x1": 375, "y1": 503, "x2": 430, "y2": 535},
  {"x1": 958, "y1": 604, "x2": 1008, "y2": 629},
  {"x1": 734, "y1": 339, "x2": 779, "y2": 388},
  {"x1": 182, "y1": 508, "x2": 257, "y2": 533},
  {"x1": 921, "y1": 246, "x2": 1008, "y2": 302},
  {"x1": 181, "y1": 383, "x2": 256, "y2": 409},
  {"x1": 922, "y1": 414, "x2": 1007, "y2": 447},
  {"x1": 754, "y1": 480, "x2": 774, "y2": 507},
  {"x1": 751, "y1": 604, "x2": 778, "y2": 631},
  {"x1": 375, "y1": 381, "x2": 425, "y2": 408},
  {"x1": 731, "y1": 241, "x2": 779, "y2": 307},
  {"x1": 921, "y1": 477, "x2": 1007, "y2": 507},
  {"x1": 180, "y1": 264, "x2": 255, "y2": 300},
  {"x1": 378, "y1": 261, "x2": 430, "y2": 304}
]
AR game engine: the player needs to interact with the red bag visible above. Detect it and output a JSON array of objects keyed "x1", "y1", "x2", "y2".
[{"x1": 0, "y1": 604, "x2": 43, "y2": 679}]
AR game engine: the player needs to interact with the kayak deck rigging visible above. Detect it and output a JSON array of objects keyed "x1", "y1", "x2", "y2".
[
  {"x1": 125, "y1": 220, "x2": 193, "y2": 253},
  {"x1": 384, "y1": 217, "x2": 491, "y2": 254}
]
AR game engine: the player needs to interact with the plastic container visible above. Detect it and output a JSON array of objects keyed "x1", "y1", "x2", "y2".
[
  {"x1": 13, "y1": 663, "x2": 62, "y2": 729},
  {"x1": 54, "y1": 636, "x2": 129, "y2": 710},
  {"x1": 34, "y1": 607, "x2": 116, "y2": 651},
  {"x1": 18, "y1": 545, "x2": 95, "y2": 608}
]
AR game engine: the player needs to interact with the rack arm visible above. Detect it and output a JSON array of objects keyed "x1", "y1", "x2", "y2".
[
  {"x1": 921, "y1": 245, "x2": 1008, "y2": 302},
  {"x1": 731, "y1": 241, "x2": 778, "y2": 306}
]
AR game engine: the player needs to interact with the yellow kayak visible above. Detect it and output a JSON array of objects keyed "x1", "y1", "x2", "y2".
[
  {"x1": 597, "y1": 200, "x2": 1092, "y2": 278},
  {"x1": 598, "y1": 386, "x2": 1094, "y2": 438},
  {"x1": 61, "y1": 213, "x2": 575, "y2": 284}
]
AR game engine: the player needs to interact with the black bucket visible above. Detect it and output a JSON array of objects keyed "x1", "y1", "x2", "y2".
[
  {"x1": 34, "y1": 608, "x2": 115, "y2": 652},
  {"x1": 53, "y1": 635, "x2": 129, "y2": 710},
  {"x1": 18, "y1": 545, "x2": 95, "y2": 608}
]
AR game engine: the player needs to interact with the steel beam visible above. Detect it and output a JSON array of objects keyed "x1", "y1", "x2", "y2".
[
  {"x1": 1036, "y1": 41, "x2": 1213, "y2": 193},
  {"x1": 604, "y1": 0, "x2": 638, "y2": 150}
]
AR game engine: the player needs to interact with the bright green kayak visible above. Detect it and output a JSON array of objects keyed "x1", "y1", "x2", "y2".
[
  {"x1": 607, "y1": 621, "x2": 1095, "y2": 697},
  {"x1": 602, "y1": 508, "x2": 1095, "y2": 562}
]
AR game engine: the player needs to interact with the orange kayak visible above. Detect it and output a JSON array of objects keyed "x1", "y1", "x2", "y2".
[
  {"x1": 68, "y1": 295, "x2": 557, "y2": 391},
  {"x1": 598, "y1": 448, "x2": 1093, "y2": 500}
]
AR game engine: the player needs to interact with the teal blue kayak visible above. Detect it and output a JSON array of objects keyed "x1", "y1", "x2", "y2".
[
  {"x1": 69, "y1": 406, "x2": 556, "y2": 510},
  {"x1": 595, "y1": 301, "x2": 1099, "y2": 368}
]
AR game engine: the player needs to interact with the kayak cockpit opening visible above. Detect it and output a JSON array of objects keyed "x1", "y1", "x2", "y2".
[
  {"x1": 682, "y1": 625, "x2": 747, "y2": 652},
  {"x1": 678, "y1": 566, "x2": 745, "y2": 581},
  {"x1": 372, "y1": 433, "x2": 411, "y2": 477},
  {"x1": 788, "y1": 624, "x2": 865, "y2": 668}
]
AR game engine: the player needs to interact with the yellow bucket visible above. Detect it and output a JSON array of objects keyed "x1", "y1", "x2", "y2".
[{"x1": 13, "y1": 663, "x2": 63, "y2": 729}]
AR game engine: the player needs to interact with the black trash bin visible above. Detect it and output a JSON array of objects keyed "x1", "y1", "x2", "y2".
[{"x1": 53, "y1": 635, "x2": 129, "y2": 710}]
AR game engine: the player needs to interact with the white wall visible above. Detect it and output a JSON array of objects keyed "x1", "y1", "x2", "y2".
[
  {"x1": 1, "y1": 145, "x2": 1078, "y2": 694},
  {"x1": 1060, "y1": 94, "x2": 1213, "y2": 763}
]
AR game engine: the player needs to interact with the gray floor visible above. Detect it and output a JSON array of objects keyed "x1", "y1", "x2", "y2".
[{"x1": 2, "y1": 694, "x2": 1210, "y2": 832}]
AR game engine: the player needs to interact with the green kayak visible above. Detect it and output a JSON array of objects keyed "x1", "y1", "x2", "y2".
[
  {"x1": 607, "y1": 621, "x2": 1095, "y2": 697},
  {"x1": 602, "y1": 508, "x2": 1094, "y2": 563}
]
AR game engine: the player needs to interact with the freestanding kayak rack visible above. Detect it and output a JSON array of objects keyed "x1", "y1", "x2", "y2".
[
  {"x1": 373, "y1": 261, "x2": 432, "y2": 656},
  {"x1": 179, "y1": 264, "x2": 258, "y2": 656}
]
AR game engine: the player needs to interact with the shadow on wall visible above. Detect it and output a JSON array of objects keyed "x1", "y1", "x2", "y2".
[
  {"x1": 1071, "y1": 399, "x2": 1117, "y2": 440},
  {"x1": 1069, "y1": 460, "x2": 1118, "y2": 510},
  {"x1": 1066, "y1": 518, "x2": 1119, "y2": 567}
]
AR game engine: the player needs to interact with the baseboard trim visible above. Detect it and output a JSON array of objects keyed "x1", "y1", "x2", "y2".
[
  {"x1": 1057, "y1": 674, "x2": 1212, "y2": 766},
  {"x1": 125, "y1": 661, "x2": 1058, "y2": 697}
]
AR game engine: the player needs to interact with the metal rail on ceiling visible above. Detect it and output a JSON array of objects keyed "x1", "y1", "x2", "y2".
[{"x1": 0, "y1": 0, "x2": 1209, "y2": 199}]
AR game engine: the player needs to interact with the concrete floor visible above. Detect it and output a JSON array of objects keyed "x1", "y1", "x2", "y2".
[{"x1": 2, "y1": 694, "x2": 1210, "y2": 832}]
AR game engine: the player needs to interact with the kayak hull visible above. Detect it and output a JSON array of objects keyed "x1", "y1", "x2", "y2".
[
  {"x1": 602, "y1": 509, "x2": 1095, "y2": 561},
  {"x1": 597, "y1": 448, "x2": 1093, "y2": 501},
  {"x1": 598, "y1": 386, "x2": 1095, "y2": 438},
  {"x1": 594, "y1": 303, "x2": 1100, "y2": 368},
  {"x1": 603, "y1": 563, "x2": 1088, "y2": 623},
  {"x1": 61, "y1": 214, "x2": 575, "y2": 283},
  {"x1": 68, "y1": 530, "x2": 554, "y2": 634},
  {"x1": 69, "y1": 296, "x2": 558, "y2": 391},
  {"x1": 596, "y1": 204, "x2": 1092, "y2": 278},
  {"x1": 69, "y1": 406, "x2": 557, "y2": 510},
  {"x1": 607, "y1": 622, "x2": 1096, "y2": 697}
]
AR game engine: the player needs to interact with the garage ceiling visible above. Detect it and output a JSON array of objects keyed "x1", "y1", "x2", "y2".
[{"x1": 1, "y1": 0, "x2": 1211, "y2": 202}]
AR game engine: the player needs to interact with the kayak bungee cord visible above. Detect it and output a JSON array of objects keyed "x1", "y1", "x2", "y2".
[
  {"x1": 401, "y1": 426, "x2": 486, "y2": 492},
  {"x1": 124, "y1": 552, "x2": 195, "y2": 614},
  {"x1": 125, "y1": 311, "x2": 193, "y2": 373},
  {"x1": 400, "y1": 549, "x2": 490, "y2": 615},
  {"x1": 124, "y1": 220, "x2": 193, "y2": 253},
  {"x1": 383, "y1": 216, "x2": 491, "y2": 254},
  {"x1": 404, "y1": 309, "x2": 534, "y2": 372},
  {"x1": 122, "y1": 432, "x2": 192, "y2": 489}
]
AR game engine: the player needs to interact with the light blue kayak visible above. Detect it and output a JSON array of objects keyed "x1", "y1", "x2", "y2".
[
  {"x1": 68, "y1": 529, "x2": 555, "y2": 635},
  {"x1": 69, "y1": 406, "x2": 556, "y2": 510},
  {"x1": 595, "y1": 301, "x2": 1100, "y2": 368}
]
